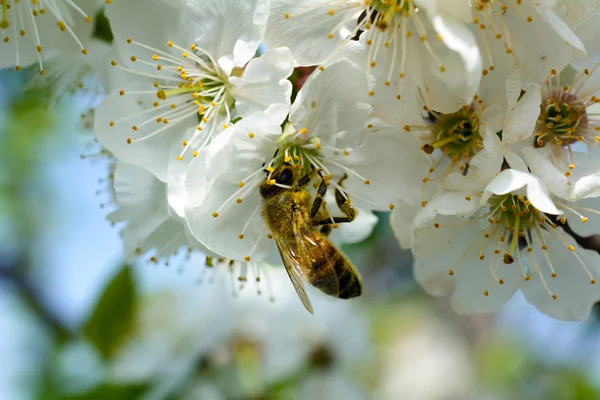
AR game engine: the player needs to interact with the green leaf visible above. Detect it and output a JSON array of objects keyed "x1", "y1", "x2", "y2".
[
  {"x1": 92, "y1": 9, "x2": 113, "y2": 43},
  {"x1": 61, "y1": 384, "x2": 148, "y2": 400},
  {"x1": 83, "y1": 266, "x2": 136, "y2": 360}
]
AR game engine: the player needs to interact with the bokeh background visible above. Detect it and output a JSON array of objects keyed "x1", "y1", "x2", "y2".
[{"x1": 3, "y1": 66, "x2": 600, "y2": 400}]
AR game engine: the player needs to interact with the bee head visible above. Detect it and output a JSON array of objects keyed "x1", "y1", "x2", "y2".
[{"x1": 272, "y1": 166, "x2": 295, "y2": 186}]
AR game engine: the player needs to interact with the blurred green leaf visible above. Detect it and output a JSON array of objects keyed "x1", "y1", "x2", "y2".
[
  {"x1": 61, "y1": 384, "x2": 147, "y2": 400},
  {"x1": 83, "y1": 266, "x2": 136, "y2": 360},
  {"x1": 92, "y1": 9, "x2": 113, "y2": 43}
]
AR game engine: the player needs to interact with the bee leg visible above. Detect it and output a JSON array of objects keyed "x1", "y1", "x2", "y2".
[
  {"x1": 312, "y1": 174, "x2": 357, "y2": 227},
  {"x1": 295, "y1": 169, "x2": 314, "y2": 188},
  {"x1": 310, "y1": 172, "x2": 329, "y2": 218},
  {"x1": 334, "y1": 174, "x2": 356, "y2": 223}
]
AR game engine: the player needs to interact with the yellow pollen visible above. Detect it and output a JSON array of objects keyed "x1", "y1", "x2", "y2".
[
  {"x1": 212, "y1": 212, "x2": 219, "y2": 218},
  {"x1": 244, "y1": 256, "x2": 251, "y2": 262}
]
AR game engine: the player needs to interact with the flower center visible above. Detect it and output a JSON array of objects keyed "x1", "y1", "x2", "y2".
[
  {"x1": 536, "y1": 90, "x2": 587, "y2": 147},
  {"x1": 473, "y1": 0, "x2": 501, "y2": 12},
  {"x1": 368, "y1": 0, "x2": 410, "y2": 27},
  {"x1": 428, "y1": 105, "x2": 482, "y2": 162},
  {"x1": 534, "y1": 67, "x2": 600, "y2": 173},
  {"x1": 111, "y1": 39, "x2": 233, "y2": 160},
  {"x1": 487, "y1": 193, "x2": 539, "y2": 264},
  {"x1": 436, "y1": 192, "x2": 597, "y2": 300}
]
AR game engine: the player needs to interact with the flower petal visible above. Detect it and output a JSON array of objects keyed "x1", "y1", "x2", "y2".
[
  {"x1": 333, "y1": 125, "x2": 431, "y2": 210},
  {"x1": 291, "y1": 60, "x2": 371, "y2": 144},
  {"x1": 503, "y1": 88, "x2": 542, "y2": 143},
  {"x1": 522, "y1": 232, "x2": 600, "y2": 321},
  {"x1": 185, "y1": 0, "x2": 269, "y2": 67},
  {"x1": 413, "y1": 221, "x2": 521, "y2": 313},
  {"x1": 264, "y1": 0, "x2": 358, "y2": 66},
  {"x1": 229, "y1": 47, "x2": 294, "y2": 125},
  {"x1": 482, "y1": 169, "x2": 561, "y2": 215},
  {"x1": 94, "y1": 83, "x2": 195, "y2": 182}
]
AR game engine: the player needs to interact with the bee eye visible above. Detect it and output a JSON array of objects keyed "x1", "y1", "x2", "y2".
[{"x1": 277, "y1": 168, "x2": 294, "y2": 185}]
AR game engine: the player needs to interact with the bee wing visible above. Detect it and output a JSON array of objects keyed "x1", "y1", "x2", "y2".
[
  {"x1": 274, "y1": 239, "x2": 315, "y2": 315},
  {"x1": 291, "y1": 207, "x2": 340, "y2": 297}
]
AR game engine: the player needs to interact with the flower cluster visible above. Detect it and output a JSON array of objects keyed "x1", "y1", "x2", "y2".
[{"x1": 7, "y1": 0, "x2": 600, "y2": 321}]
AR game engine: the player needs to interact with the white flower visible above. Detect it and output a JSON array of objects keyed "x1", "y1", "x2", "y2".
[
  {"x1": 106, "y1": 154, "x2": 212, "y2": 264},
  {"x1": 184, "y1": 60, "x2": 427, "y2": 262},
  {"x1": 108, "y1": 281, "x2": 234, "y2": 397},
  {"x1": 265, "y1": 0, "x2": 482, "y2": 113},
  {"x1": 503, "y1": 65, "x2": 600, "y2": 201},
  {"x1": 410, "y1": 169, "x2": 600, "y2": 321},
  {"x1": 0, "y1": 0, "x2": 105, "y2": 73},
  {"x1": 24, "y1": 29, "x2": 114, "y2": 104},
  {"x1": 471, "y1": 0, "x2": 586, "y2": 83},
  {"x1": 109, "y1": 266, "x2": 370, "y2": 399},
  {"x1": 94, "y1": 0, "x2": 293, "y2": 181}
]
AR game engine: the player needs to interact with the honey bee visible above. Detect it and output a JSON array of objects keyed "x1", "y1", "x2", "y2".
[{"x1": 260, "y1": 165, "x2": 362, "y2": 314}]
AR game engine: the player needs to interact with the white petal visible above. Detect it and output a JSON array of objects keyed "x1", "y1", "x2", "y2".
[
  {"x1": 506, "y1": 4, "x2": 586, "y2": 82},
  {"x1": 341, "y1": 39, "x2": 424, "y2": 128},
  {"x1": 566, "y1": 196, "x2": 600, "y2": 236},
  {"x1": 108, "y1": 161, "x2": 179, "y2": 260},
  {"x1": 94, "y1": 83, "x2": 195, "y2": 182},
  {"x1": 185, "y1": 0, "x2": 269, "y2": 67},
  {"x1": 570, "y1": 9, "x2": 600, "y2": 71},
  {"x1": 414, "y1": 192, "x2": 482, "y2": 231},
  {"x1": 329, "y1": 206, "x2": 378, "y2": 246},
  {"x1": 185, "y1": 115, "x2": 280, "y2": 260},
  {"x1": 229, "y1": 47, "x2": 293, "y2": 125},
  {"x1": 522, "y1": 232, "x2": 600, "y2": 321},
  {"x1": 264, "y1": 0, "x2": 359, "y2": 66},
  {"x1": 185, "y1": 178, "x2": 272, "y2": 261},
  {"x1": 107, "y1": 0, "x2": 186, "y2": 62},
  {"x1": 407, "y1": 23, "x2": 480, "y2": 113},
  {"x1": 333, "y1": 125, "x2": 431, "y2": 210},
  {"x1": 427, "y1": 9, "x2": 482, "y2": 106},
  {"x1": 523, "y1": 147, "x2": 600, "y2": 201},
  {"x1": 413, "y1": 221, "x2": 521, "y2": 313},
  {"x1": 442, "y1": 128, "x2": 503, "y2": 192},
  {"x1": 503, "y1": 88, "x2": 542, "y2": 143},
  {"x1": 390, "y1": 203, "x2": 420, "y2": 249},
  {"x1": 291, "y1": 60, "x2": 371, "y2": 144},
  {"x1": 482, "y1": 169, "x2": 561, "y2": 215},
  {"x1": 0, "y1": 2, "x2": 70, "y2": 69}
]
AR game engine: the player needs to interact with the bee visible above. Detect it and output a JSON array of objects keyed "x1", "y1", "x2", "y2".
[{"x1": 259, "y1": 165, "x2": 362, "y2": 314}]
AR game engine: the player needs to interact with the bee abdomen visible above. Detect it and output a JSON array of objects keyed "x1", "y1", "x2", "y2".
[
  {"x1": 334, "y1": 256, "x2": 362, "y2": 299},
  {"x1": 310, "y1": 245, "x2": 361, "y2": 299}
]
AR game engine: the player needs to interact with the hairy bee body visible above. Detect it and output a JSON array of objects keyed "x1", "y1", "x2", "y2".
[{"x1": 260, "y1": 167, "x2": 362, "y2": 313}]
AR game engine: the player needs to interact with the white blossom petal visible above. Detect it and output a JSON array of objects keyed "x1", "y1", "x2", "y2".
[
  {"x1": 291, "y1": 60, "x2": 371, "y2": 144},
  {"x1": 185, "y1": 0, "x2": 269, "y2": 67},
  {"x1": 503, "y1": 88, "x2": 542, "y2": 144},
  {"x1": 522, "y1": 232, "x2": 600, "y2": 321},
  {"x1": 229, "y1": 47, "x2": 294, "y2": 125},
  {"x1": 482, "y1": 169, "x2": 560, "y2": 215}
]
